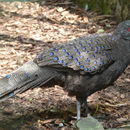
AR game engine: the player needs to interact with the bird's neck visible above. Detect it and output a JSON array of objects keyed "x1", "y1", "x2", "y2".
[{"x1": 111, "y1": 34, "x2": 130, "y2": 66}]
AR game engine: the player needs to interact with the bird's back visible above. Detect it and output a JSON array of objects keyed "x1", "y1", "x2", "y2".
[{"x1": 34, "y1": 33, "x2": 115, "y2": 75}]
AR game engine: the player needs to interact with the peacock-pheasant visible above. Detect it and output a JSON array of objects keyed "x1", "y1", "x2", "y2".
[{"x1": 0, "y1": 20, "x2": 130, "y2": 119}]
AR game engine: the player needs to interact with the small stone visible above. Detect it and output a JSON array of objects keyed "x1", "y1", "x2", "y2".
[{"x1": 59, "y1": 123, "x2": 64, "y2": 127}]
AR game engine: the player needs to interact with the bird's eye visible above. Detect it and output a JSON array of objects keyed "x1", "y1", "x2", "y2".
[{"x1": 128, "y1": 27, "x2": 130, "y2": 32}]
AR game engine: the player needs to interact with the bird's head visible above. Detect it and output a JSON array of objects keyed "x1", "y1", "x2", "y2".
[{"x1": 114, "y1": 20, "x2": 130, "y2": 40}]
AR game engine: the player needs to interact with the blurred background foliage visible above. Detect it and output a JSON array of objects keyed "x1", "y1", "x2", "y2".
[
  {"x1": 0, "y1": 0, "x2": 129, "y2": 21},
  {"x1": 71, "y1": 0, "x2": 130, "y2": 21}
]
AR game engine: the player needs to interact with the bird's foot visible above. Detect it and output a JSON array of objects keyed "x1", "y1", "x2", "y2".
[{"x1": 82, "y1": 102, "x2": 90, "y2": 117}]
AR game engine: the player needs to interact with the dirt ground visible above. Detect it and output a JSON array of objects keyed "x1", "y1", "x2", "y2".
[{"x1": 0, "y1": 0, "x2": 130, "y2": 129}]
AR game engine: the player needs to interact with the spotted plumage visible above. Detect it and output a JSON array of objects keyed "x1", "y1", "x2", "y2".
[
  {"x1": 35, "y1": 34, "x2": 115, "y2": 74},
  {"x1": 0, "y1": 20, "x2": 130, "y2": 120}
]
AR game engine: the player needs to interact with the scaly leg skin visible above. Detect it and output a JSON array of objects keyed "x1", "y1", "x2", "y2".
[
  {"x1": 83, "y1": 101, "x2": 89, "y2": 117},
  {"x1": 76, "y1": 100, "x2": 81, "y2": 120},
  {"x1": 76, "y1": 100, "x2": 89, "y2": 120}
]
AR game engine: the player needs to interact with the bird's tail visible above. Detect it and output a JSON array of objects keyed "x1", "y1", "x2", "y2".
[{"x1": 0, "y1": 61, "x2": 58, "y2": 102}]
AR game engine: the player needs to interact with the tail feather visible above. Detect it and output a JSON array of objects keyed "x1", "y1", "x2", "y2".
[{"x1": 0, "y1": 61, "x2": 57, "y2": 101}]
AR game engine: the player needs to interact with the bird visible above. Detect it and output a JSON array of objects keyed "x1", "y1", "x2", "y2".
[{"x1": 0, "y1": 20, "x2": 130, "y2": 120}]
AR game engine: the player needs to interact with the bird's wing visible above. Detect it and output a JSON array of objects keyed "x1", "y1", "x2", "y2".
[{"x1": 34, "y1": 34, "x2": 115, "y2": 74}]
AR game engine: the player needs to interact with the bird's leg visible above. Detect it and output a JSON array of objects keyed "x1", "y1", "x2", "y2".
[
  {"x1": 76, "y1": 100, "x2": 81, "y2": 120},
  {"x1": 76, "y1": 96, "x2": 88, "y2": 120},
  {"x1": 83, "y1": 101, "x2": 89, "y2": 117}
]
